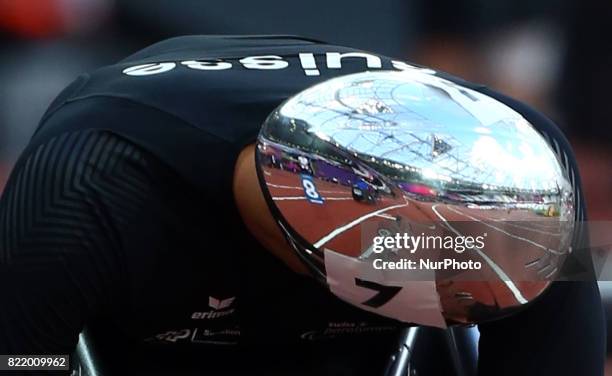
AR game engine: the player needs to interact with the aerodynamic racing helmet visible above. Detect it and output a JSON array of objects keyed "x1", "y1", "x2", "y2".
[{"x1": 255, "y1": 69, "x2": 575, "y2": 327}]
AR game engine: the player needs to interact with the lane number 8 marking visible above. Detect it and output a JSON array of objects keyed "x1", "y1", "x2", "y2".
[{"x1": 301, "y1": 175, "x2": 324, "y2": 204}]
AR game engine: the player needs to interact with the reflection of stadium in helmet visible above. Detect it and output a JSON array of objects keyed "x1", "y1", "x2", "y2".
[{"x1": 256, "y1": 71, "x2": 575, "y2": 327}]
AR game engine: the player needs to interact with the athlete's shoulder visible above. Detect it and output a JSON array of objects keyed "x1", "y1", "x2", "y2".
[
  {"x1": 119, "y1": 35, "x2": 326, "y2": 63},
  {"x1": 39, "y1": 35, "x2": 332, "y2": 117},
  {"x1": 35, "y1": 35, "x2": 413, "y2": 144}
]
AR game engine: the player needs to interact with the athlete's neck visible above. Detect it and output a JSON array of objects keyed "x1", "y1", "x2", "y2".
[{"x1": 233, "y1": 144, "x2": 309, "y2": 275}]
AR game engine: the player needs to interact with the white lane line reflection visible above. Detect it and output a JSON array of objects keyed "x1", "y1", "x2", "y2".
[
  {"x1": 431, "y1": 204, "x2": 528, "y2": 305},
  {"x1": 273, "y1": 196, "x2": 352, "y2": 201},
  {"x1": 445, "y1": 206, "x2": 561, "y2": 254},
  {"x1": 314, "y1": 203, "x2": 409, "y2": 248},
  {"x1": 267, "y1": 182, "x2": 347, "y2": 194}
]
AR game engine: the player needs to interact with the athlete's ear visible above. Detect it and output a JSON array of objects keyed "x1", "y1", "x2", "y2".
[{"x1": 233, "y1": 144, "x2": 309, "y2": 275}]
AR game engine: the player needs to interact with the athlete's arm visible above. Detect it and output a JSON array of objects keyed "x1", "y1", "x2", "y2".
[{"x1": 0, "y1": 130, "x2": 157, "y2": 354}]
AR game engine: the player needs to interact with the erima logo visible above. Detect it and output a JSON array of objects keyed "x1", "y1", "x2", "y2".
[
  {"x1": 122, "y1": 52, "x2": 436, "y2": 77},
  {"x1": 191, "y1": 296, "x2": 236, "y2": 320},
  {"x1": 209, "y1": 296, "x2": 235, "y2": 310}
]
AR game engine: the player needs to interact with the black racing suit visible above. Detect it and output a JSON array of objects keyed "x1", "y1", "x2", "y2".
[{"x1": 0, "y1": 36, "x2": 605, "y2": 375}]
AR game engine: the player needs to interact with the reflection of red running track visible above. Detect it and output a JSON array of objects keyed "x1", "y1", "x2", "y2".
[
  {"x1": 264, "y1": 167, "x2": 408, "y2": 257},
  {"x1": 426, "y1": 201, "x2": 553, "y2": 312},
  {"x1": 264, "y1": 167, "x2": 554, "y2": 313}
]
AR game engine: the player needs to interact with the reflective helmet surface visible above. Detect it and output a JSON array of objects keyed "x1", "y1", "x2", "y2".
[{"x1": 255, "y1": 70, "x2": 575, "y2": 327}]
